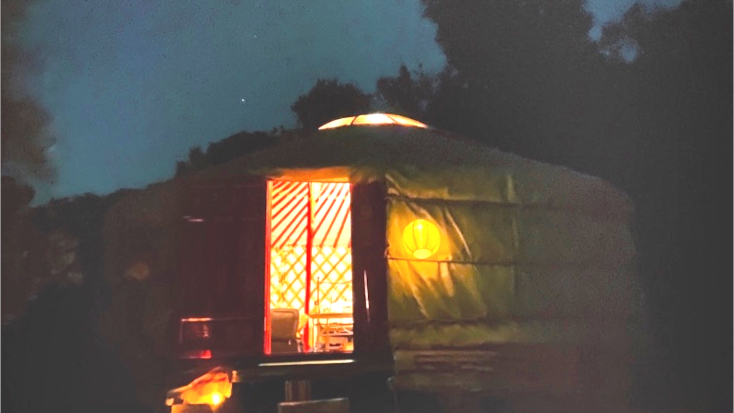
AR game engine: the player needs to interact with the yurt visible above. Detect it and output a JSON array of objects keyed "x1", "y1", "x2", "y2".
[{"x1": 102, "y1": 114, "x2": 641, "y2": 412}]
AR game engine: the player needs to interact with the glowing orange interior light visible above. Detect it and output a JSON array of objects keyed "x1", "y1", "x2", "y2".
[
  {"x1": 351, "y1": 113, "x2": 394, "y2": 125},
  {"x1": 389, "y1": 114, "x2": 429, "y2": 128},
  {"x1": 402, "y1": 219, "x2": 441, "y2": 259},
  {"x1": 182, "y1": 349, "x2": 211, "y2": 359},
  {"x1": 268, "y1": 181, "x2": 354, "y2": 353},
  {"x1": 176, "y1": 368, "x2": 232, "y2": 407},
  {"x1": 318, "y1": 117, "x2": 355, "y2": 130},
  {"x1": 318, "y1": 113, "x2": 427, "y2": 130}
]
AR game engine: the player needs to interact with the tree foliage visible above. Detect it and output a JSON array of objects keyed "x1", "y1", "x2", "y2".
[
  {"x1": 1, "y1": 0, "x2": 56, "y2": 182},
  {"x1": 374, "y1": 65, "x2": 438, "y2": 120},
  {"x1": 417, "y1": 0, "x2": 731, "y2": 408},
  {"x1": 290, "y1": 79, "x2": 373, "y2": 131},
  {"x1": 421, "y1": 0, "x2": 609, "y2": 157},
  {"x1": 175, "y1": 130, "x2": 281, "y2": 177}
]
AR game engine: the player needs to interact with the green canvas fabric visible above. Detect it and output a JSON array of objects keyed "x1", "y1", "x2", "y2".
[{"x1": 103, "y1": 124, "x2": 640, "y2": 396}]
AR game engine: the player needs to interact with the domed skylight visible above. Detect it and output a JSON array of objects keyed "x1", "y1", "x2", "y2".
[{"x1": 318, "y1": 113, "x2": 428, "y2": 130}]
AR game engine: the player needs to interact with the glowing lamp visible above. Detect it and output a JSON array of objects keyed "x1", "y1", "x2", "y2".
[
  {"x1": 210, "y1": 392, "x2": 223, "y2": 406},
  {"x1": 402, "y1": 219, "x2": 441, "y2": 259},
  {"x1": 174, "y1": 368, "x2": 232, "y2": 407}
]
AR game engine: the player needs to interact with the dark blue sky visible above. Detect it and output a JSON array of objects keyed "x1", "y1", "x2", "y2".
[{"x1": 18, "y1": 0, "x2": 682, "y2": 203}]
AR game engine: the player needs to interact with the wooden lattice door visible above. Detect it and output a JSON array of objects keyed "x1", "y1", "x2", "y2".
[{"x1": 268, "y1": 181, "x2": 354, "y2": 351}]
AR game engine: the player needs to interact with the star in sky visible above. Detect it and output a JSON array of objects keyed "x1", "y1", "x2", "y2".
[
  {"x1": 19, "y1": 0, "x2": 447, "y2": 202},
  {"x1": 16, "y1": 0, "x2": 686, "y2": 203}
]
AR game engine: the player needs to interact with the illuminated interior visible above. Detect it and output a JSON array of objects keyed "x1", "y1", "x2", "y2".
[
  {"x1": 318, "y1": 113, "x2": 428, "y2": 130},
  {"x1": 266, "y1": 181, "x2": 354, "y2": 354},
  {"x1": 166, "y1": 367, "x2": 232, "y2": 407}
]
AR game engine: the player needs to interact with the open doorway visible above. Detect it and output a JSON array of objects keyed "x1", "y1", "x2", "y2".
[{"x1": 266, "y1": 181, "x2": 354, "y2": 354}]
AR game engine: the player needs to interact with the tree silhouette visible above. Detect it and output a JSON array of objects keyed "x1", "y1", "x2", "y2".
[
  {"x1": 1, "y1": 0, "x2": 56, "y2": 182},
  {"x1": 421, "y1": 0, "x2": 610, "y2": 158},
  {"x1": 603, "y1": 2, "x2": 732, "y2": 409},
  {"x1": 1, "y1": 176, "x2": 43, "y2": 324},
  {"x1": 175, "y1": 130, "x2": 282, "y2": 177},
  {"x1": 374, "y1": 65, "x2": 438, "y2": 120},
  {"x1": 420, "y1": 0, "x2": 732, "y2": 409},
  {"x1": 291, "y1": 79, "x2": 373, "y2": 131},
  {"x1": 205, "y1": 131, "x2": 276, "y2": 166}
]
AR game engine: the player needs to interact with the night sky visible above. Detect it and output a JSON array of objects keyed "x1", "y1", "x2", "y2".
[
  {"x1": 2, "y1": 1, "x2": 730, "y2": 412},
  {"x1": 18, "y1": 0, "x2": 445, "y2": 202},
  {"x1": 14, "y1": 0, "x2": 682, "y2": 203}
]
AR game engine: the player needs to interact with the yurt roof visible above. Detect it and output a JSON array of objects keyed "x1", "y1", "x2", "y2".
[{"x1": 107, "y1": 114, "x2": 633, "y2": 228}]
